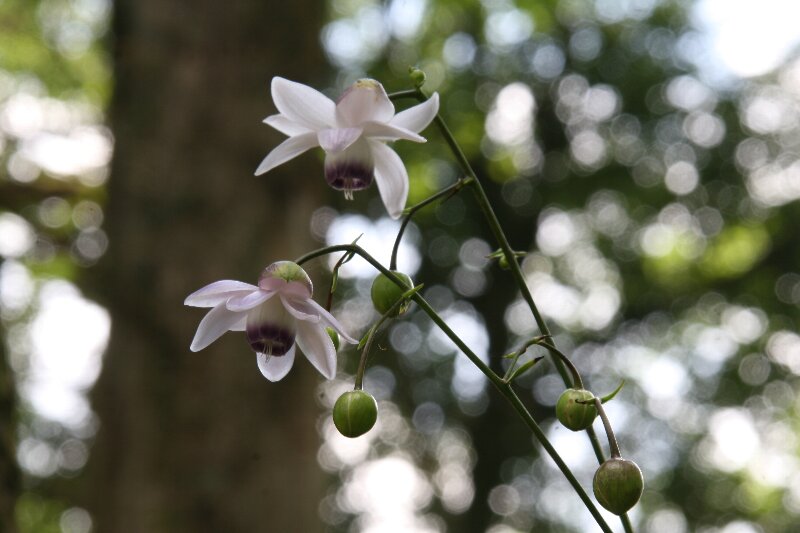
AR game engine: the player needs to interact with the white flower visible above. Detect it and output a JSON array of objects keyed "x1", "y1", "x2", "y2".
[
  {"x1": 184, "y1": 261, "x2": 356, "y2": 382},
  {"x1": 255, "y1": 77, "x2": 440, "y2": 219}
]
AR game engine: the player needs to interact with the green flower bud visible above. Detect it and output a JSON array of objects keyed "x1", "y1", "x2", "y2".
[
  {"x1": 408, "y1": 67, "x2": 426, "y2": 88},
  {"x1": 259, "y1": 260, "x2": 313, "y2": 295},
  {"x1": 498, "y1": 255, "x2": 510, "y2": 270},
  {"x1": 370, "y1": 271, "x2": 413, "y2": 317},
  {"x1": 326, "y1": 327, "x2": 340, "y2": 351},
  {"x1": 555, "y1": 388, "x2": 597, "y2": 431},
  {"x1": 593, "y1": 458, "x2": 644, "y2": 515},
  {"x1": 333, "y1": 390, "x2": 378, "y2": 438}
]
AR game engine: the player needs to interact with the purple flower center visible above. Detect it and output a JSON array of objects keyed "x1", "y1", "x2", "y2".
[
  {"x1": 325, "y1": 161, "x2": 373, "y2": 199},
  {"x1": 246, "y1": 323, "x2": 295, "y2": 356}
]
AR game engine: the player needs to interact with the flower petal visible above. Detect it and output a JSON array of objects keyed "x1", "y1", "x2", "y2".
[
  {"x1": 369, "y1": 140, "x2": 409, "y2": 219},
  {"x1": 271, "y1": 77, "x2": 336, "y2": 130},
  {"x1": 190, "y1": 303, "x2": 247, "y2": 352},
  {"x1": 230, "y1": 315, "x2": 247, "y2": 331},
  {"x1": 362, "y1": 121, "x2": 426, "y2": 143},
  {"x1": 255, "y1": 132, "x2": 319, "y2": 176},
  {"x1": 263, "y1": 114, "x2": 313, "y2": 136},
  {"x1": 390, "y1": 92, "x2": 439, "y2": 133},
  {"x1": 184, "y1": 280, "x2": 258, "y2": 308},
  {"x1": 301, "y1": 299, "x2": 358, "y2": 344},
  {"x1": 245, "y1": 297, "x2": 296, "y2": 356},
  {"x1": 323, "y1": 137, "x2": 374, "y2": 192},
  {"x1": 318, "y1": 127, "x2": 363, "y2": 154},
  {"x1": 296, "y1": 320, "x2": 337, "y2": 379},
  {"x1": 280, "y1": 295, "x2": 321, "y2": 323},
  {"x1": 256, "y1": 345, "x2": 296, "y2": 382},
  {"x1": 226, "y1": 289, "x2": 275, "y2": 312},
  {"x1": 336, "y1": 79, "x2": 394, "y2": 127}
]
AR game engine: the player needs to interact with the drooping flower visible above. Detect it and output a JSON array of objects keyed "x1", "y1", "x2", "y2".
[
  {"x1": 185, "y1": 261, "x2": 356, "y2": 381},
  {"x1": 255, "y1": 77, "x2": 440, "y2": 219}
]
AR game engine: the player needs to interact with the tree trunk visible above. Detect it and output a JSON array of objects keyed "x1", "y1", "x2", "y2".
[
  {"x1": 0, "y1": 286, "x2": 21, "y2": 533},
  {"x1": 80, "y1": 2, "x2": 331, "y2": 531}
]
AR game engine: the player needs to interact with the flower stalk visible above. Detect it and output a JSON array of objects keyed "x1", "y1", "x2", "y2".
[
  {"x1": 390, "y1": 87, "x2": 635, "y2": 531},
  {"x1": 390, "y1": 176, "x2": 472, "y2": 270},
  {"x1": 295, "y1": 243, "x2": 615, "y2": 533},
  {"x1": 354, "y1": 284, "x2": 424, "y2": 390}
]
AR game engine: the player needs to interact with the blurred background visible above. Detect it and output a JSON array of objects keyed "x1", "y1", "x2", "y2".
[{"x1": 1, "y1": 0, "x2": 799, "y2": 531}]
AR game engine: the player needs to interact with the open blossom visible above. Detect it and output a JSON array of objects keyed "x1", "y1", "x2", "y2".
[
  {"x1": 255, "y1": 77, "x2": 440, "y2": 219},
  {"x1": 185, "y1": 261, "x2": 356, "y2": 382}
]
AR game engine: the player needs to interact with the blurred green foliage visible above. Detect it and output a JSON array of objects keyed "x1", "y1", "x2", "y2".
[
  {"x1": 0, "y1": 0, "x2": 110, "y2": 531},
  {"x1": 317, "y1": 0, "x2": 800, "y2": 532}
]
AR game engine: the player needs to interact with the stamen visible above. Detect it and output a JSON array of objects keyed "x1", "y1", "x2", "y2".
[
  {"x1": 325, "y1": 161, "x2": 374, "y2": 193},
  {"x1": 247, "y1": 323, "x2": 295, "y2": 356}
]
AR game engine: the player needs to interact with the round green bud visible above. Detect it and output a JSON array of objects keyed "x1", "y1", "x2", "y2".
[
  {"x1": 593, "y1": 458, "x2": 644, "y2": 515},
  {"x1": 326, "y1": 327, "x2": 340, "y2": 351},
  {"x1": 370, "y1": 271, "x2": 413, "y2": 317},
  {"x1": 408, "y1": 67, "x2": 426, "y2": 88},
  {"x1": 555, "y1": 388, "x2": 597, "y2": 431},
  {"x1": 333, "y1": 390, "x2": 378, "y2": 438},
  {"x1": 260, "y1": 261, "x2": 313, "y2": 294},
  {"x1": 498, "y1": 255, "x2": 510, "y2": 270}
]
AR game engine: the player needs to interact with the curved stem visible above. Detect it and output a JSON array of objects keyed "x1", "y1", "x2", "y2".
[
  {"x1": 295, "y1": 244, "x2": 615, "y2": 533},
  {"x1": 390, "y1": 177, "x2": 471, "y2": 270},
  {"x1": 354, "y1": 322, "x2": 379, "y2": 390},
  {"x1": 355, "y1": 284, "x2": 424, "y2": 389},
  {"x1": 389, "y1": 89, "x2": 633, "y2": 531},
  {"x1": 500, "y1": 386, "x2": 615, "y2": 533},
  {"x1": 539, "y1": 342, "x2": 585, "y2": 390},
  {"x1": 593, "y1": 398, "x2": 637, "y2": 532},
  {"x1": 594, "y1": 398, "x2": 621, "y2": 459},
  {"x1": 388, "y1": 90, "x2": 572, "y2": 387},
  {"x1": 298, "y1": 244, "x2": 496, "y2": 378}
]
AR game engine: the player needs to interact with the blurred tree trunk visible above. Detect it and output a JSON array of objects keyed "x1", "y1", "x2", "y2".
[
  {"x1": 80, "y1": 2, "x2": 330, "y2": 532},
  {"x1": 0, "y1": 295, "x2": 21, "y2": 533}
]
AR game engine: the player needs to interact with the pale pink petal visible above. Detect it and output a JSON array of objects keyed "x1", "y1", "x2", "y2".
[
  {"x1": 369, "y1": 140, "x2": 409, "y2": 219},
  {"x1": 255, "y1": 132, "x2": 319, "y2": 176},
  {"x1": 317, "y1": 127, "x2": 363, "y2": 154},
  {"x1": 256, "y1": 345, "x2": 296, "y2": 382},
  {"x1": 301, "y1": 299, "x2": 358, "y2": 344},
  {"x1": 259, "y1": 276, "x2": 290, "y2": 292},
  {"x1": 336, "y1": 80, "x2": 394, "y2": 127},
  {"x1": 296, "y1": 320, "x2": 337, "y2": 379},
  {"x1": 271, "y1": 77, "x2": 336, "y2": 130},
  {"x1": 260, "y1": 277, "x2": 313, "y2": 300},
  {"x1": 226, "y1": 290, "x2": 275, "y2": 312},
  {"x1": 230, "y1": 315, "x2": 247, "y2": 332},
  {"x1": 184, "y1": 280, "x2": 258, "y2": 307},
  {"x1": 280, "y1": 295, "x2": 321, "y2": 323},
  {"x1": 390, "y1": 93, "x2": 439, "y2": 133},
  {"x1": 190, "y1": 304, "x2": 247, "y2": 352},
  {"x1": 263, "y1": 114, "x2": 313, "y2": 136},
  {"x1": 362, "y1": 121, "x2": 426, "y2": 143}
]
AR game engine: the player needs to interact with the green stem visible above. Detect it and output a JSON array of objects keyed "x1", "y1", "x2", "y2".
[
  {"x1": 388, "y1": 90, "x2": 572, "y2": 387},
  {"x1": 538, "y1": 342, "x2": 585, "y2": 390},
  {"x1": 295, "y1": 244, "x2": 615, "y2": 533},
  {"x1": 594, "y1": 398, "x2": 621, "y2": 459},
  {"x1": 354, "y1": 323, "x2": 379, "y2": 390},
  {"x1": 389, "y1": 88, "x2": 632, "y2": 531},
  {"x1": 593, "y1": 401, "x2": 635, "y2": 533},
  {"x1": 354, "y1": 284, "x2": 424, "y2": 389},
  {"x1": 501, "y1": 336, "x2": 546, "y2": 382},
  {"x1": 499, "y1": 386, "x2": 615, "y2": 533},
  {"x1": 390, "y1": 177, "x2": 472, "y2": 270}
]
